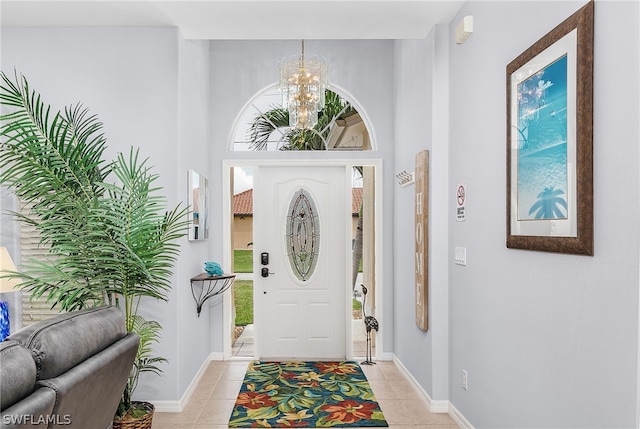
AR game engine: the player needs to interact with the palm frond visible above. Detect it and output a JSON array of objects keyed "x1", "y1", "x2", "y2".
[
  {"x1": 248, "y1": 107, "x2": 290, "y2": 150},
  {"x1": 1, "y1": 73, "x2": 186, "y2": 312},
  {"x1": 247, "y1": 89, "x2": 356, "y2": 151},
  {"x1": 116, "y1": 315, "x2": 168, "y2": 418},
  {"x1": 0, "y1": 72, "x2": 109, "y2": 208}
]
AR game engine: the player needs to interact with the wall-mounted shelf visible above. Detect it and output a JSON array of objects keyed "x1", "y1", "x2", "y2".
[{"x1": 190, "y1": 273, "x2": 236, "y2": 316}]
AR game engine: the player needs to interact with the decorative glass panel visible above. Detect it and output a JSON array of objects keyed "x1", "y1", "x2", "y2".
[{"x1": 286, "y1": 189, "x2": 320, "y2": 282}]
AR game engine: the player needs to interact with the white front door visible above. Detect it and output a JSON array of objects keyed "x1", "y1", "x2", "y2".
[{"x1": 254, "y1": 165, "x2": 348, "y2": 360}]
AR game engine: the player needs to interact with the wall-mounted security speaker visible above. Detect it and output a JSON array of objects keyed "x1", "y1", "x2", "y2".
[{"x1": 455, "y1": 15, "x2": 474, "y2": 44}]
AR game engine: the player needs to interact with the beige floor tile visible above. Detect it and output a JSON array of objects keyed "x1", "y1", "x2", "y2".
[
  {"x1": 154, "y1": 360, "x2": 460, "y2": 429},
  {"x1": 152, "y1": 422, "x2": 194, "y2": 429},
  {"x1": 389, "y1": 379, "x2": 422, "y2": 399},
  {"x1": 201, "y1": 368, "x2": 224, "y2": 383},
  {"x1": 388, "y1": 426, "x2": 457, "y2": 429},
  {"x1": 196, "y1": 399, "x2": 236, "y2": 425},
  {"x1": 367, "y1": 379, "x2": 400, "y2": 400},
  {"x1": 203, "y1": 360, "x2": 226, "y2": 371},
  {"x1": 379, "y1": 364, "x2": 406, "y2": 380},
  {"x1": 360, "y1": 363, "x2": 386, "y2": 380},
  {"x1": 376, "y1": 399, "x2": 416, "y2": 426},
  {"x1": 153, "y1": 412, "x2": 198, "y2": 426},
  {"x1": 387, "y1": 426, "x2": 428, "y2": 429},
  {"x1": 193, "y1": 425, "x2": 230, "y2": 429},
  {"x1": 421, "y1": 412, "x2": 458, "y2": 426},
  {"x1": 208, "y1": 379, "x2": 244, "y2": 400},
  {"x1": 221, "y1": 363, "x2": 250, "y2": 381},
  {"x1": 190, "y1": 384, "x2": 215, "y2": 402},
  {"x1": 402, "y1": 399, "x2": 441, "y2": 424},
  {"x1": 153, "y1": 399, "x2": 207, "y2": 425}
]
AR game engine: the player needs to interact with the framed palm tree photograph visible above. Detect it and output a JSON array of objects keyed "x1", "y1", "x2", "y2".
[{"x1": 506, "y1": 1, "x2": 593, "y2": 255}]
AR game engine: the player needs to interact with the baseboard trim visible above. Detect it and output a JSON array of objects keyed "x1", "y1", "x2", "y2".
[
  {"x1": 378, "y1": 351, "x2": 394, "y2": 361},
  {"x1": 151, "y1": 400, "x2": 181, "y2": 413},
  {"x1": 209, "y1": 352, "x2": 224, "y2": 361},
  {"x1": 392, "y1": 354, "x2": 474, "y2": 428},
  {"x1": 449, "y1": 403, "x2": 475, "y2": 429},
  {"x1": 392, "y1": 355, "x2": 434, "y2": 410},
  {"x1": 152, "y1": 353, "x2": 219, "y2": 413},
  {"x1": 430, "y1": 399, "x2": 450, "y2": 413}
]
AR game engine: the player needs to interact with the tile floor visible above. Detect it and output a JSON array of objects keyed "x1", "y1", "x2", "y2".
[{"x1": 151, "y1": 359, "x2": 459, "y2": 429}]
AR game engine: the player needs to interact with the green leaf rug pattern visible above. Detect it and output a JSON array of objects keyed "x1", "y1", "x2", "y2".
[{"x1": 229, "y1": 361, "x2": 388, "y2": 428}]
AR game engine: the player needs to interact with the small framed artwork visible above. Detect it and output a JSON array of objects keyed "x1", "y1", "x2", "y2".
[{"x1": 506, "y1": 1, "x2": 594, "y2": 255}]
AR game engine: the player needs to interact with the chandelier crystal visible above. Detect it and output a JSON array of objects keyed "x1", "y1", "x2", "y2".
[{"x1": 277, "y1": 40, "x2": 328, "y2": 130}]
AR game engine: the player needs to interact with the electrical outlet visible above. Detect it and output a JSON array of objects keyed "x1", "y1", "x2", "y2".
[{"x1": 462, "y1": 370, "x2": 468, "y2": 390}]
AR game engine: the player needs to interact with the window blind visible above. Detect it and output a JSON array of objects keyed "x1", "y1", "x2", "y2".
[{"x1": 19, "y1": 201, "x2": 62, "y2": 326}]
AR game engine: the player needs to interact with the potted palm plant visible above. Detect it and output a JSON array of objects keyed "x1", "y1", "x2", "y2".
[{"x1": 0, "y1": 71, "x2": 187, "y2": 428}]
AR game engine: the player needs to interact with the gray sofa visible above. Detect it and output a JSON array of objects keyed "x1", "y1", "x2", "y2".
[{"x1": 0, "y1": 306, "x2": 139, "y2": 428}]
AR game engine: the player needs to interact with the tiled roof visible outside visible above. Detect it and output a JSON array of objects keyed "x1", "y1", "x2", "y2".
[
  {"x1": 351, "y1": 187, "x2": 362, "y2": 215},
  {"x1": 234, "y1": 188, "x2": 363, "y2": 216},
  {"x1": 233, "y1": 189, "x2": 253, "y2": 215}
]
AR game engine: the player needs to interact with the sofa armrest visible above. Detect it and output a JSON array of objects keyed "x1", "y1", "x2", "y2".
[
  {"x1": 37, "y1": 332, "x2": 139, "y2": 429},
  {"x1": 0, "y1": 387, "x2": 56, "y2": 428},
  {"x1": 0, "y1": 341, "x2": 37, "y2": 410}
]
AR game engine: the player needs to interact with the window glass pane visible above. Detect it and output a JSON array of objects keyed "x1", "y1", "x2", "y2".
[
  {"x1": 232, "y1": 88, "x2": 371, "y2": 151},
  {"x1": 286, "y1": 189, "x2": 320, "y2": 282}
]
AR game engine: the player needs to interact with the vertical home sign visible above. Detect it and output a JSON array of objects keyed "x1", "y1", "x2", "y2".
[{"x1": 415, "y1": 150, "x2": 429, "y2": 331}]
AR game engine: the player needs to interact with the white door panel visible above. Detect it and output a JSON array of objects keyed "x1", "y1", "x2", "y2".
[{"x1": 255, "y1": 166, "x2": 347, "y2": 360}]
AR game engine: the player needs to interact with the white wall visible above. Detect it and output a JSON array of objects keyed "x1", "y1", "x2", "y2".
[
  {"x1": 0, "y1": 34, "x2": 398, "y2": 402},
  {"x1": 3, "y1": 2, "x2": 638, "y2": 423},
  {"x1": 170, "y1": 36, "x2": 214, "y2": 401},
  {"x1": 207, "y1": 39, "x2": 397, "y2": 356},
  {"x1": 393, "y1": 25, "x2": 451, "y2": 403},
  {"x1": 0, "y1": 27, "x2": 213, "y2": 403},
  {"x1": 447, "y1": 1, "x2": 639, "y2": 426}
]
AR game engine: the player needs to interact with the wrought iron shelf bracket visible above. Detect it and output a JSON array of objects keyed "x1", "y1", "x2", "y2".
[{"x1": 190, "y1": 273, "x2": 236, "y2": 317}]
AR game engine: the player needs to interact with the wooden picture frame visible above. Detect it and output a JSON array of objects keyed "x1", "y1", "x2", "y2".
[
  {"x1": 506, "y1": 1, "x2": 594, "y2": 255},
  {"x1": 415, "y1": 150, "x2": 428, "y2": 331}
]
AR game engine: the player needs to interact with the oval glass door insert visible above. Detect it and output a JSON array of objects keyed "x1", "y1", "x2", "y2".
[{"x1": 286, "y1": 189, "x2": 320, "y2": 282}]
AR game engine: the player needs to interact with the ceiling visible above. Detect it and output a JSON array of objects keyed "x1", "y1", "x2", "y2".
[{"x1": 0, "y1": 1, "x2": 464, "y2": 40}]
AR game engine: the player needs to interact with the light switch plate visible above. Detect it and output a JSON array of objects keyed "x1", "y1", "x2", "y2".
[{"x1": 455, "y1": 247, "x2": 467, "y2": 266}]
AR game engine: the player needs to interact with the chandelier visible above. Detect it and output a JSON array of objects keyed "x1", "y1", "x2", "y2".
[{"x1": 277, "y1": 40, "x2": 328, "y2": 130}]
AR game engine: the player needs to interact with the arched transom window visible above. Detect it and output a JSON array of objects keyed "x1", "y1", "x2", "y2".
[{"x1": 232, "y1": 87, "x2": 372, "y2": 152}]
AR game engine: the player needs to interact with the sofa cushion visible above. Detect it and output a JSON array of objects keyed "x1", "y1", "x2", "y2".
[
  {"x1": 0, "y1": 340, "x2": 37, "y2": 410},
  {"x1": 7, "y1": 306, "x2": 127, "y2": 380}
]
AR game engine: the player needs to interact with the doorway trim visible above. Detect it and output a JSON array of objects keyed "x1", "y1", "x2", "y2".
[{"x1": 222, "y1": 158, "x2": 384, "y2": 361}]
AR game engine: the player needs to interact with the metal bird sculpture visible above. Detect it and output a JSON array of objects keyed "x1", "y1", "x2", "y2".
[{"x1": 360, "y1": 284, "x2": 378, "y2": 365}]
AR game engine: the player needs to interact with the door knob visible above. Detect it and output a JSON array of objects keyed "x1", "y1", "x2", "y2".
[{"x1": 261, "y1": 267, "x2": 275, "y2": 278}]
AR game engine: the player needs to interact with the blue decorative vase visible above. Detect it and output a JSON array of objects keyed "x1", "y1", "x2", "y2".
[
  {"x1": 204, "y1": 261, "x2": 223, "y2": 276},
  {"x1": 0, "y1": 301, "x2": 9, "y2": 341}
]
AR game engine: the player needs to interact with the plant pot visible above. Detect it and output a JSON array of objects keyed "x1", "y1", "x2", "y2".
[{"x1": 113, "y1": 401, "x2": 155, "y2": 429}]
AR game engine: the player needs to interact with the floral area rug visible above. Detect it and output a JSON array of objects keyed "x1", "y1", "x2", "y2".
[{"x1": 229, "y1": 361, "x2": 388, "y2": 428}]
